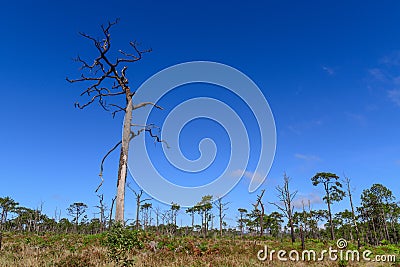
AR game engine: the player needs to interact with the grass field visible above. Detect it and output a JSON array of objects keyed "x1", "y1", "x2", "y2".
[{"x1": 1, "y1": 230, "x2": 399, "y2": 267}]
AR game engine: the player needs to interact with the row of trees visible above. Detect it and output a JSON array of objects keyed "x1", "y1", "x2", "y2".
[
  {"x1": 1, "y1": 172, "x2": 400, "y2": 248},
  {"x1": 234, "y1": 172, "x2": 400, "y2": 248}
]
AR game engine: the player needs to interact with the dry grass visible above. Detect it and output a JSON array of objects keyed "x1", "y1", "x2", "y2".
[{"x1": 0, "y1": 232, "x2": 398, "y2": 267}]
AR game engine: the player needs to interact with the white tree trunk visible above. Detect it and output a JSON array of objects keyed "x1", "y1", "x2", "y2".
[{"x1": 115, "y1": 99, "x2": 133, "y2": 223}]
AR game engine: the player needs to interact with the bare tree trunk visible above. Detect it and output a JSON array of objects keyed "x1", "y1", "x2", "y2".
[
  {"x1": 219, "y1": 208, "x2": 223, "y2": 237},
  {"x1": 324, "y1": 183, "x2": 335, "y2": 240},
  {"x1": 136, "y1": 194, "x2": 141, "y2": 230},
  {"x1": 327, "y1": 200, "x2": 335, "y2": 240},
  {"x1": 381, "y1": 210, "x2": 390, "y2": 241},
  {"x1": 370, "y1": 217, "x2": 378, "y2": 245},
  {"x1": 115, "y1": 98, "x2": 133, "y2": 223},
  {"x1": 345, "y1": 176, "x2": 361, "y2": 248},
  {"x1": 0, "y1": 219, "x2": 4, "y2": 250},
  {"x1": 215, "y1": 198, "x2": 228, "y2": 238},
  {"x1": 203, "y1": 210, "x2": 207, "y2": 238},
  {"x1": 96, "y1": 194, "x2": 106, "y2": 232},
  {"x1": 109, "y1": 196, "x2": 116, "y2": 229},
  {"x1": 391, "y1": 219, "x2": 398, "y2": 243},
  {"x1": 253, "y1": 190, "x2": 265, "y2": 237}
]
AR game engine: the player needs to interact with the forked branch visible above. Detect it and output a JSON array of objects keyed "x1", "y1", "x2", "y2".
[{"x1": 66, "y1": 19, "x2": 152, "y2": 116}]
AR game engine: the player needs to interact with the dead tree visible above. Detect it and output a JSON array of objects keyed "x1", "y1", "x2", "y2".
[
  {"x1": 67, "y1": 19, "x2": 164, "y2": 223},
  {"x1": 108, "y1": 196, "x2": 116, "y2": 229},
  {"x1": 95, "y1": 194, "x2": 107, "y2": 232},
  {"x1": 269, "y1": 173, "x2": 297, "y2": 243},
  {"x1": 154, "y1": 206, "x2": 161, "y2": 228},
  {"x1": 127, "y1": 184, "x2": 151, "y2": 230},
  {"x1": 253, "y1": 189, "x2": 265, "y2": 237},
  {"x1": 214, "y1": 197, "x2": 229, "y2": 237},
  {"x1": 344, "y1": 175, "x2": 361, "y2": 248}
]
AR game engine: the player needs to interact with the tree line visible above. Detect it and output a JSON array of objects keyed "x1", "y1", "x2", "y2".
[{"x1": 1, "y1": 172, "x2": 399, "y2": 249}]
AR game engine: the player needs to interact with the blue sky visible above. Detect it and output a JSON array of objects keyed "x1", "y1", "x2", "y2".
[{"x1": 1, "y1": 1, "x2": 400, "y2": 227}]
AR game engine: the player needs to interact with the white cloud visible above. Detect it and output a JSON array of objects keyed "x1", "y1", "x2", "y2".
[
  {"x1": 380, "y1": 51, "x2": 400, "y2": 66},
  {"x1": 294, "y1": 153, "x2": 321, "y2": 162},
  {"x1": 322, "y1": 66, "x2": 335, "y2": 75},
  {"x1": 345, "y1": 112, "x2": 367, "y2": 126},
  {"x1": 369, "y1": 53, "x2": 400, "y2": 107},
  {"x1": 292, "y1": 192, "x2": 323, "y2": 209},
  {"x1": 368, "y1": 68, "x2": 387, "y2": 82},
  {"x1": 287, "y1": 119, "x2": 323, "y2": 135},
  {"x1": 231, "y1": 169, "x2": 265, "y2": 183},
  {"x1": 388, "y1": 89, "x2": 400, "y2": 106}
]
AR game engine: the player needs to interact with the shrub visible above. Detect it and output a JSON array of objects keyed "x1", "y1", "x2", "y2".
[{"x1": 101, "y1": 223, "x2": 144, "y2": 266}]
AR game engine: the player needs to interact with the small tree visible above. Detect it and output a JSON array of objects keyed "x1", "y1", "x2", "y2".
[
  {"x1": 194, "y1": 195, "x2": 213, "y2": 238},
  {"x1": 311, "y1": 172, "x2": 345, "y2": 240},
  {"x1": 170, "y1": 202, "x2": 180, "y2": 227},
  {"x1": 127, "y1": 184, "x2": 151, "y2": 230},
  {"x1": 141, "y1": 202, "x2": 152, "y2": 229},
  {"x1": 265, "y1": 211, "x2": 284, "y2": 238},
  {"x1": 67, "y1": 202, "x2": 88, "y2": 232},
  {"x1": 186, "y1": 207, "x2": 196, "y2": 229},
  {"x1": 237, "y1": 208, "x2": 247, "y2": 237}
]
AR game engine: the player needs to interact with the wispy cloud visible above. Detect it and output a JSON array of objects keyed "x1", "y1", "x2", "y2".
[
  {"x1": 294, "y1": 153, "x2": 321, "y2": 162},
  {"x1": 292, "y1": 192, "x2": 323, "y2": 209},
  {"x1": 388, "y1": 89, "x2": 400, "y2": 106},
  {"x1": 345, "y1": 112, "x2": 367, "y2": 126},
  {"x1": 369, "y1": 52, "x2": 400, "y2": 107},
  {"x1": 380, "y1": 51, "x2": 400, "y2": 66},
  {"x1": 368, "y1": 68, "x2": 387, "y2": 82},
  {"x1": 231, "y1": 169, "x2": 265, "y2": 183},
  {"x1": 287, "y1": 119, "x2": 323, "y2": 135},
  {"x1": 322, "y1": 66, "x2": 335, "y2": 75}
]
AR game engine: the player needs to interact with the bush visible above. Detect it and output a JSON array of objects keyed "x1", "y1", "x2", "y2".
[{"x1": 101, "y1": 223, "x2": 144, "y2": 266}]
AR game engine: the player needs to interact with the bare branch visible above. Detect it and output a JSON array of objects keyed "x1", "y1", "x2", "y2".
[
  {"x1": 127, "y1": 183, "x2": 152, "y2": 203},
  {"x1": 117, "y1": 41, "x2": 152, "y2": 64},
  {"x1": 96, "y1": 140, "x2": 122, "y2": 192},
  {"x1": 146, "y1": 127, "x2": 169, "y2": 147},
  {"x1": 130, "y1": 128, "x2": 146, "y2": 140},
  {"x1": 129, "y1": 124, "x2": 169, "y2": 148},
  {"x1": 67, "y1": 19, "x2": 152, "y2": 122},
  {"x1": 133, "y1": 102, "x2": 163, "y2": 110}
]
